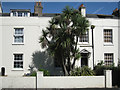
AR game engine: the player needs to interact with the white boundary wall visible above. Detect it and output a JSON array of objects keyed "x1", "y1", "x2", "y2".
[
  {"x1": 37, "y1": 70, "x2": 112, "y2": 88},
  {"x1": 0, "y1": 70, "x2": 112, "y2": 89},
  {"x1": 0, "y1": 76, "x2": 36, "y2": 89},
  {"x1": 0, "y1": 77, "x2": 2, "y2": 90}
]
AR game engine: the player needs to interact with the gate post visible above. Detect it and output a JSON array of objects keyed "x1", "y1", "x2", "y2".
[
  {"x1": 104, "y1": 70, "x2": 112, "y2": 88},
  {"x1": 37, "y1": 71, "x2": 43, "y2": 88}
]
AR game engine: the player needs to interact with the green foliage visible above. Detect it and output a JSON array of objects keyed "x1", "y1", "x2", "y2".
[
  {"x1": 30, "y1": 71, "x2": 37, "y2": 76},
  {"x1": 97, "y1": 60, "x2": 104, "y2": 66},
  {"x1": 40, "y1": 6, "x2": 90, "y2": 76},
  {"x1": 39, "y1": 69, "x2": 50, "y2": 76},
  {"x1": 94, "y1": 62, "x2": 117, "y2": 75},
  {"x1": 94, "y1": 64, "x2": 120, "y2": 87},
  {"x1": 30, "y1": 69, "x2": 50, "y2": 76},
  {"x1": 71, "y1": 66, "x2": 95, "y2": 76}
]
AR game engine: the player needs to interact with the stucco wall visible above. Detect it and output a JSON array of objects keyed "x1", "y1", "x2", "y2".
[
  {"x1": 1, "y1": 17, "x2": 63, "y2": 76},
  {"x1": 0, "y1": 77, "x2": 2, "y2": 90},
  {"x1": 89, "y1": 18, "x2": 118, "y2": 67},
  {"x1": 0, "y1": 17, "x2": 2, "y2": 75},
  {"x1": 37, "y1": 70, "x2": 112, "y2": 88},
  {"x1": 38, "y1": 76, "x2": 105, "y2": 88},
  {"x1": 0, "y1": 17, "x2": 118, "y2": 76},
  {"x1": 0, "y1": 76, "x2": 36, "y2": 89},
  {"x1": 0, "y1": 70, "x2": 112, "y2": 89}
]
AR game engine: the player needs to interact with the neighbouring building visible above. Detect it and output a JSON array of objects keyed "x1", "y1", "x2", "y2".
[{"x1": 0, "y1": 2, "x2": 119, "y2": 76}]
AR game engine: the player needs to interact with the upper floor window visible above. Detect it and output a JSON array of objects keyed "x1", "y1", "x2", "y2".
[
  {"x1": 11, "y1": 11, "x2": 29, "y2": 17},
  {"x1": 104, "y1": 29, "x2": 113, "y2": 43},
  {"x1": 79, "y1": 30, "x2": 89, "y2": 42},
  {"x1": 18, "y1": 12, "x2": 22, "y2": 17},
  {"x1": 24, "y1": 12, "x2": 28, "y2": 17},
  {"x1": 14, "y1": 28, "x2": 24, "y2": 44},
  {"x1": 13, "y1": 12, "x2": 17, "y2": 16},
  {"x1": 104, "y1": 53, "x2": 113, "y2": 66}
]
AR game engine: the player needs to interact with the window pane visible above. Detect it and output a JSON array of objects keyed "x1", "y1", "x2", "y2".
[
  {"x1": 104, "y1": 53, "x2": 113, "y2": 66},
  {"x1": 13, "y1": 12, "x2": 16, "y2": 16},
  {"x1": 18, "y1": 12, "x2": 22, "y2": 17},
  {"x1": 14, "y1": 36, "x2": 23, "y2": 43},
  {"x1": 14, "y1": 28, "x2": 24, "y2": 43},
  {"x1": 24, "y1": 12, "x2": 28, "y2": 17},
  {"x1": 79, "y1": 30, "x2": 89, "y2": 42},
  {"x1": 104, "y1": 29, "x2": 112, "y2": 43},
  {"x1": 15, "y1": 28, "x2": 23, "y2": 34}
]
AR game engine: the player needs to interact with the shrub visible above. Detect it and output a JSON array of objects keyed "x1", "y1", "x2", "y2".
[
  {"x1": 38, "y1": 69, "x2": 50, "y2": 76},
  {"x1": 71, "y1": 66, "x2": 95, "y2": 76},
  {"x1": 30, "y1": 71, "x2": 37, "y2": 76},
  {"x1": 29, "y1": 69, "x2": 50, "y2": 76},
  {"x1": 94, "y1": 64, "x2": 120, "y2": 87}
]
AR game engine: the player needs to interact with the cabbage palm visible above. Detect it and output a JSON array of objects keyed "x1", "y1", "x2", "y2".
[{"x1": 40, "y1": 6, "x2": 89, "y2": 76}]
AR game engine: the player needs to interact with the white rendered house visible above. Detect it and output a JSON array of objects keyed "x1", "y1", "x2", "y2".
[{"x1": 0, "y1": 2, "x2": 119, "y2": 76}]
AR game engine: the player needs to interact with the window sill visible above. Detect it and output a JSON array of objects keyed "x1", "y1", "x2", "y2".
[
  {"x1": 12, "y1": 68, "x2": 24, "y2": 71},
  {"x1": 12, "y1": 43, "x2": 24, "y2": 45},
  {"x1": 104, "y1": 43, "x2": 114, "y2": 46},
  {"x1": 78, "y1": 42, "x2": 89, "y2": 45}
]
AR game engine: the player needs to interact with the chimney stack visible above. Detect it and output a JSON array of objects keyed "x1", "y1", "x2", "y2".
[
  {"x1": 112, "y1": 8, "x2": 119, "y2": 17},
  {"x1": 79, "y1": 4, "x2": 86, "y2": 17},
  {"x1": 34, "y1": 2, "x2": 43, "y2": 16}
]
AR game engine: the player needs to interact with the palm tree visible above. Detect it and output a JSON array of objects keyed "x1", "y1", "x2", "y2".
[{"x1": 40, "y1": 6, "x2": 90, "y2": 76}]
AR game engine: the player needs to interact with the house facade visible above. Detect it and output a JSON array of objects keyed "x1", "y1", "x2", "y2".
[{"x1": 0, "y1": 2, "x2": 119, "y2": 76}]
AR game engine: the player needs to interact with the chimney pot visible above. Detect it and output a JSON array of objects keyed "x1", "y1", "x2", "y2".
[
  {"x1": 79, "y1": 4, "x2": 86, "y2": 17},
  {"x1": 34, "y1": 2, "x2": 43, "y2": 16}
]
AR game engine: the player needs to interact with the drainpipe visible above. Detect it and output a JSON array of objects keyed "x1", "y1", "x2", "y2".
[{"x1": 91, "y1": 25, "x2": 95, "y2": 69}]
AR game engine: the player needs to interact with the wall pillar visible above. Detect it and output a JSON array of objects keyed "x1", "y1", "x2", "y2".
[
  {"x1": 104, "y1": 70, "x2": 112, "y2": 88},
  {"x1": 37, "y1": 71, "x2": 43, "y2": 88}
]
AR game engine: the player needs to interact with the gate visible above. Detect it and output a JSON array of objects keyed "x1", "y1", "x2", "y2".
[{"x1": 112, "y1": 67, "x2": 120, "y2": 87}]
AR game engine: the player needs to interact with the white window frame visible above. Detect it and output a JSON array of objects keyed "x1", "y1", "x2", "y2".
[
  {"x1": 79, "y1": 30, "x2": 89, "y2": 44},
  {"x1": 12, "y1": 53, "x2": 24, "y2": 71},
  {"x1": 11, "y1": 11, "x2": 29, "y2": 17},
  {"x1": 104, "y1": 53, "x2": 114, "y2": 66},
  {"x1": 103, "y1": 28, "x2": 113, "y2": 46},
  {"x1": 18, "y1": 12, "x2": 23, "y2": 17},
  {"x1": 13, "y1": 11, "x2": 17, "y2": 16},
  {"x1": 13, "y1": 27, "x2": 24, "y2": 45}
]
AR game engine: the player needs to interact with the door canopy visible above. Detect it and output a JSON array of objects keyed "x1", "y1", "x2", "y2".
[{"x1": 80, "y1": 49, "x2": 91, "y2": 58}]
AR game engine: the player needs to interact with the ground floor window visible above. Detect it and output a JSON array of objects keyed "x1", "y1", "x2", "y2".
[
  {"x1": 14, "y1": 54, "x2": 23, "y2": 68},
  {"x1": 104, "y1": 53, "x2": 113, "y2": 66}
]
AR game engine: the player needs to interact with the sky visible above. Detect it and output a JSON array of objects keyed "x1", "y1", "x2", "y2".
[{"x1": 1, "y1": 2, "x2": 119, "y2": 15}]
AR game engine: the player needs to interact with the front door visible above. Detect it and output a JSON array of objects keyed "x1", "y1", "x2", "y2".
[{"x1": 81, "y1": 53, "x2": 88, "y2": 67}]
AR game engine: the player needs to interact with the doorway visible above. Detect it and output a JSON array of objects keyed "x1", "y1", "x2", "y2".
[{"x1": 81, "y1": 53, "x2": 88, "y2": 67}]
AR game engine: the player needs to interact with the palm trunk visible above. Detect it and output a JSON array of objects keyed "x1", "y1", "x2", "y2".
[
  {"x1": 72, "y1": 36, "x2": 78, "y2": 69},
  {"x1": 62, "y1": 61, "x2": 69, "y2": 76}
]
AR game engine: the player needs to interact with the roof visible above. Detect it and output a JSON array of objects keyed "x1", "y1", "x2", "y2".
[
  {"x1": 10, "y1": 9, "x2": 31, "y2": 12},
  {"x1": 86, "y1": 14, "x2": 118, "y2": 19},
  {"x1": 1, "y1": 13, "x2": 119, "y2": 19}
]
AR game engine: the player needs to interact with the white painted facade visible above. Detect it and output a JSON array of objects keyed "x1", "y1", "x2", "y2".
[
  {"x1": 0, "y1": 16, "x2": 118, "y2": 76},
  {"x1": 0, "y1": 3, "x2": 119, "y2": 76},
  {"x1": 0, "y1": 70, "x2": 112, "y2": 89}
]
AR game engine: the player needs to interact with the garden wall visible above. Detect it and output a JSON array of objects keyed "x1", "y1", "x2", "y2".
[
  {"x1": 37, "y1": 70, "x2": 112, "y2": 88},
  {"x1": 0, "y1": 70, "x2": 112, "y2": 89},
  {"x1": 0, "y1": 76, "x2": 36, "y2": 90}
]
